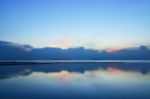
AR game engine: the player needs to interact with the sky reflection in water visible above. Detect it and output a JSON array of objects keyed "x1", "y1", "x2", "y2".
[{"x1": 0, "y1": 62, "x2": 150, "y2": 99}]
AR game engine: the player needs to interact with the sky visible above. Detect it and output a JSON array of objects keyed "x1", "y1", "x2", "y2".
[{"x1": 0, "y1": 0, "x2": 150, "y2": 50}]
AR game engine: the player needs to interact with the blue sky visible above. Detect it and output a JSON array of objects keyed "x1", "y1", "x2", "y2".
[{"x1": 0, "y1": 0, "x2": 150, "y2": 50}]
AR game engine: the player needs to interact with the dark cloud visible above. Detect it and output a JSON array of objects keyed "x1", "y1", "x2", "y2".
[{"x1": 0, "y1": 40, "x2": 150, "y2": 60}]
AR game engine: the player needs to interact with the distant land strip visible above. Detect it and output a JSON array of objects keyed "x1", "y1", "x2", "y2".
[{"x1": 0, "y1": 60, "x2": 150, "y2": 65}]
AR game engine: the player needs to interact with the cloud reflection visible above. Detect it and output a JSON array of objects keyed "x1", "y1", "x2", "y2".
[
  {"x1": 0, "y1": 63, "x2": 150, "y2": 79},
  {"x1": 0, "y1": 63, "x2": 150, "y2": 99},
  {"x1": 31, "y1": 67, "x2": 150, "y2": 85}
]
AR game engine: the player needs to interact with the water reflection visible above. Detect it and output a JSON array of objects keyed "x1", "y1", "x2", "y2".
[{"x1": 0, "y1": 63, "x2": 150, "y2": 99}]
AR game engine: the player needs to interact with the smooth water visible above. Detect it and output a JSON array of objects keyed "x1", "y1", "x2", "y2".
[{"x1": 0, "y1": 62, "x2": 150, "y2": 99}]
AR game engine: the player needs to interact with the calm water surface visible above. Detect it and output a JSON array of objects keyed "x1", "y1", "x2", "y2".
[{"x1": 0, "y1": 62, "x2": 150, "y2": 99}]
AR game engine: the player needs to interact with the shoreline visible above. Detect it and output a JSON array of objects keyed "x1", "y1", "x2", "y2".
[{"x1": 0, "y1": 60, "x2": 150, "y2": 65}]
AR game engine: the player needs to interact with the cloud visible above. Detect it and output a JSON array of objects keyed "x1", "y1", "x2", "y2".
[{"x1": 0, "y1": 40, "x2": 150, "y2": 60}]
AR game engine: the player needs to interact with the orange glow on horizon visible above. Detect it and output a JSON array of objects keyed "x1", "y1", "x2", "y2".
[
  {"x1": 107, "y1": 47, "x2": 123, "y2": 52},
  {"x1": 107, "y1": 67, "x2": 123, "y2": 74},
  {"x1": 49, "y1": 38, "x2": 73, "y2": 49}
]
